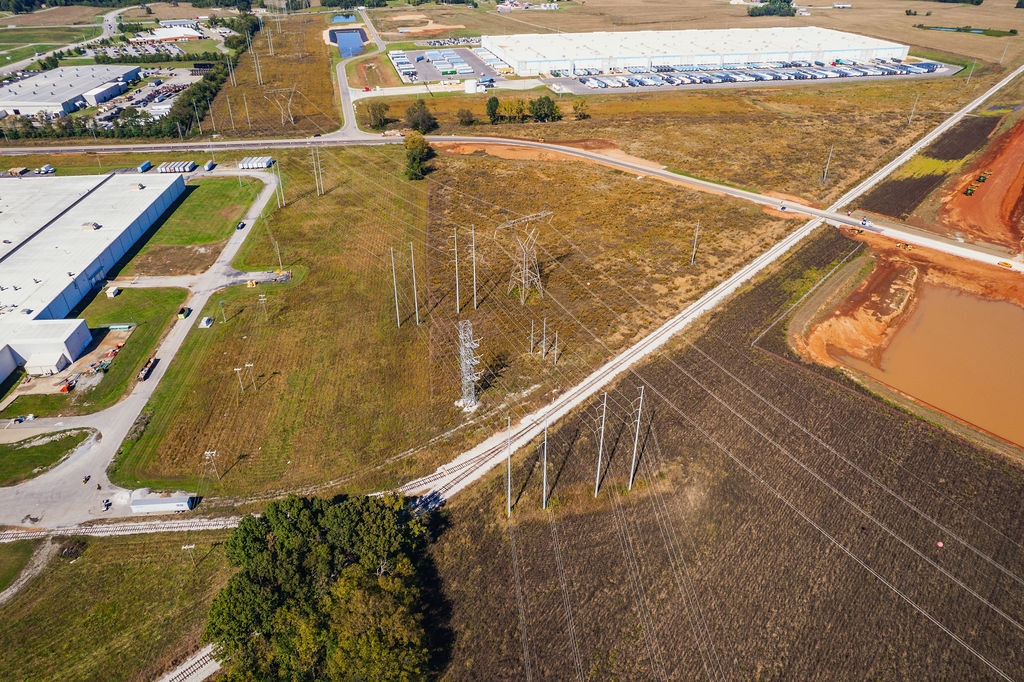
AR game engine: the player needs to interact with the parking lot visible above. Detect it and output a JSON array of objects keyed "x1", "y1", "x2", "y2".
[
  {"x1": 387, "y1": 46, "x2": 509, "y2": 84},
  {"x1": 547, "y1": 60, "x2": 958, "y2": 95}
]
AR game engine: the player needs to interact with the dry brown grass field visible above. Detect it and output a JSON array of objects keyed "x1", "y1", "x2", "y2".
[
  {"x1": 430, "y1": 226, "x2": 1024, "y2": 679},
  {"x1": 366, "y1": 72, "x2": 993, "y2": 206},
  {"x1": 122, "y1": 2, "x2": 236, "y2": 21},
  {"x1": 0, "y1": 5, "x2": 102, "y2": 26},
  {"x1": 99, "y1": 144, "x2": 796, "y2": 501},
  {"x1": 206, "y1": 13, "x2": 339, "y2": 138},
  {"x1": 371, "y1": 0, "x2": 1024, "y2": 64}
]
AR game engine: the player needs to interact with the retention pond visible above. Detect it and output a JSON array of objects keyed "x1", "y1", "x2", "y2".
[{"x1": 842, "y1": 284, "x2": 1024, "y2": 446}]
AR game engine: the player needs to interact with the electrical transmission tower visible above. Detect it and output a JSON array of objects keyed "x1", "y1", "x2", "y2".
[
  {"x1": 264, "y1": 87, "x2": 296, "y2": 125},
  {"x1": 456, "y1": 320, "x2": 482, "y2": 411},
  {"x1": 507, "y1": 228, "x2": 543, "y2": 305}
]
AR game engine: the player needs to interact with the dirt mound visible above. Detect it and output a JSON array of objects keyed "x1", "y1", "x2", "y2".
[{"x1": 798, "y1": 260, "x2": 918, "y2": 368}]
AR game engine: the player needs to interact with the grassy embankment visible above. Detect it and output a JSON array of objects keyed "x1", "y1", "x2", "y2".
[{"x1": 0, "y1": 430, "x2": 91, "y2": 486}]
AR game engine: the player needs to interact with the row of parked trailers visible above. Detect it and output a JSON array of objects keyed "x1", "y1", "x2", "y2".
[
  {"x1": 238, "y1": 156, "x2": 275, "y2": 169},
  {"x1": 156, "y1": 160, "x2": 197, "y2": 173},
  {"x1": 576, "y1": 60, "x2": 939, "y2": 89}
]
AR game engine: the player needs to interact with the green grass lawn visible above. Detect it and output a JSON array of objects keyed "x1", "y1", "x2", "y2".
[
  {"x1": 177, "y1": 38, "x2": 220, "y2": 54},
  {"x1": 137, "y1": 178, "x2": 258, "y2": 249},
  {"x1": 0, "y1": 43, "x2": 59, "y2": 63},
  {"x1": 0, "y1": 288, "x2": 187, "y2": 419},
  {"x1": 0, "y1": 531, "x2": 232, "y2": 681},
  {"x1": 0, "y1": 25, "x2": 99, "y2": 44},
  {"x1": 0, "y1": 430, "x2": 91, "y2": 487},
  {"x1": 0, "y1": 540, "x2": 36, "y2": 593}
]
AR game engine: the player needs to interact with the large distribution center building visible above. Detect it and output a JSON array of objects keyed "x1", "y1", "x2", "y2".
[
  {"x1": 0, "y1": 65, "x2": 141, "y2": 116},
  {"x1": 0, "y1": 173, "x2": 185, "y2": 382},
  {"x1": 481, "y1": 27, "x2": 909, "y2": 76}
]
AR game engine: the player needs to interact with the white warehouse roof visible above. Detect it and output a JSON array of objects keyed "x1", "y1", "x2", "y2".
[
  {"x1": 0, "y1": 65, "x2": 141, "y2": 115},
  {"x1": 0, "y1": 173, "x2": 185, "y2": 383},
  {"x1": 481, "y1": 27, "x2": 908, "y2": 75}
]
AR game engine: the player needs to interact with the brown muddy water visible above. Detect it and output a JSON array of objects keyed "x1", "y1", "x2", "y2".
[{"x1": 843, "y1": 285, "x2": 1024, "y2": 447}]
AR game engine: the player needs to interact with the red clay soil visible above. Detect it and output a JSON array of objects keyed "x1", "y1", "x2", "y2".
[
  {"x1": 938, "y1": 119, "x2": 1024, "y2": 253},
  {"x1": 797, "y1": 234, "x2": 1024, "y2": 370}
]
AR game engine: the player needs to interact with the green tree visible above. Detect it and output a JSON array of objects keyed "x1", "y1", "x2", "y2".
[
  {"x1": 456, "y1": 107, "x2": 475, "y2": 126},
  {"x1": 404, "y1": 131, "x2": 432, "y2": 180},
  {"x1": 572, "y1": 97, "x2": 589, "y2": 120},
  {"x1": 203, "y1": 494, "x2": 434, "y2": 679},
  {"x1": 485, "y1": 95, "x2": 500, "y2": 123},
  {"x1": 404, "y1": 99, "x2": 438, "y2": 133},
  {"x1": 366, "y1": 100, "x2": 390, "y2": 130},
  {"x1": 528, "y1": 95, "x2": 561, "y2": 122}
]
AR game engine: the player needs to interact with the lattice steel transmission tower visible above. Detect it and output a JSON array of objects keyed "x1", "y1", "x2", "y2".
[
  {"x1": 456, "y1": 320, "x2": 482, "y2": 411},
  {"x1": 508, "y1": 228, "x2": 543, "y2": 305}
]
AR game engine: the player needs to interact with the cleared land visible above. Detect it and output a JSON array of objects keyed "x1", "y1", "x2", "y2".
[
  {"x1": 206, "y1": 13, "x2": 339, "y2": 138},
  {"x1": 430, "y1": 226, "x2": 1024, "y2": 679},
  {"x1": 0, "y1": 540, "x2": 35, "y2": 593},
  {"x1": 122, "y1": 177, "x2": 260, "y2": 277},
  {"x1": 0, "y1": 6, "x2": 103, "y2": 27},
  {"x1": 123, "y1": 2, "x2": 235, "y2": 21},
  {"x1": 0, "y1": 288, "x2": 187, "y2": 419},
  {"x1": 104, "y1": 144, "x2": 793, "y2": 500},
  {"x1": 369, "y1": 0, "x2": 1024, "y2": 64},
  {"x1": 365, "y1": 73, "x2": 990, "y2": 206},
  {"x1": 346, "y1": 52, "x2": 402, "y2": 90},
  {"x1": 0, "y1": 531, "x2": 231, "y2": 682},
  {"x1": 0, "y1": 430, "x2": 90, "y2": 487}
]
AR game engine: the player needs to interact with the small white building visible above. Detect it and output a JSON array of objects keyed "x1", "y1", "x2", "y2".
[
  {"x1": 131, "y1": 27, "x2": 203, "y2": 43},
  {"x1": 83, "y1": 81, "x2": 127, "y2": 107}
]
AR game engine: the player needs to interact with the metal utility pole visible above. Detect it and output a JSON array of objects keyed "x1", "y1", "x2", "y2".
[
  {"x1": 192, "y1": 99, "x2": 203, "y2": 134},
  {"x1": 390, "y1": 247, "x2": 401, "y2": 327},
  {"x1": 245, "y1": 362, "x2": 257, "y2": 391},
  {"x1": 310, "y1": 146, "x2": 322, "y2": 195},
  {"x1": 542, "y1": 318, "x2": 547, "y2": 358},
  {"x1": 267, "y1": 30, "x2": 274, "y2": 56},
  {"x1": 219, "y1": 300, "x2": 226, "y2": 323},
  {"x1": 966, "y1": 60, "x2": 976, "y2": 86},
  {"x1": 182, "y1": 544, "x2": 197, "y2": 569},
  {"x1": 233, "y1": 367, "x2": 244, "y2": 393},
  {"x1": 821, "y1": 144, "x2": 833, "y2": 185},
  {"x1": 542, "y1": 421, "x2": 548, "y2": 509},
  {"x1": 1001, "y1": 40, "x2": 1010, "y2": 65},
  {"x1": 204, "y1": 450, "x2": 221, "y2": 480},
  {"x1": 409, "y1": 242, "x2": 420, "y2": 325},
  {"x1": 690, "y1": 221, "x2": 701, "y2": 265},
  {"x1": 530, "y1": 320, "x2": 535, "y2": 353},
  {"x1": 471, "y1": 225, "x2": 478, "y2": 309},
  {"x1": 226, "y1": 95, "x2": 235, "y2": 130},
  {"x1": 552, "y1": 330, "x2": 558, "y2": 365},
  {"x1": 628, "y1": 386, "x2": 644, "y2": 491},
  {"x1": 452, "y1": 225, "x2": 460, "y2": 313},
  {"x1": 275, "y1": 162, "x2": 285, "y2": 205},
  {"x1": 258, "y1": 293, "x2": 268, "y2": 321},
  {"x1": 456, "y1": 320, "x2": 482, "y2": 410},
  {"x1": 206, "y1": 98, "x2": 216, "y2": 133},
  {"x1": 315, "y1": 145, "x2": 324, "y2": 195},
  {"x1": 271, "y1": 235, "x2": 284, "y2": 272},
  {"x1": 908, "y1": 93, "x2": 920, "y2": 126},
  {"x1": 506, "y1": 416, "x2": 512, "y2": 517},
  {"x1": 176, "y1": 121, "x2": 183, "y2": 141},
  {"x1": 594, "y1": 393, "x2": 607, "y2": 498},
  {"x1": 243, "y1": 93, "x2": 251, "y2": 128}
]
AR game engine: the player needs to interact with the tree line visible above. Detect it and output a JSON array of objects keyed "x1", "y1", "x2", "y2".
[{"x1": 203, "y1": 494, "x2": 443, "y2": 679}]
